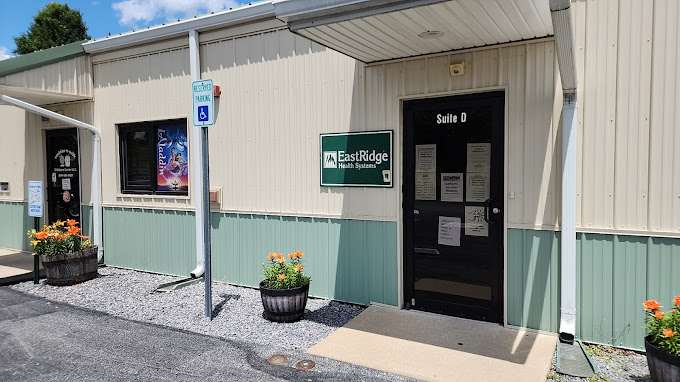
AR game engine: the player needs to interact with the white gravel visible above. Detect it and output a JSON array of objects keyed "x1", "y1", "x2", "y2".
[
  {"x1": 547, "y1": 343, "x2": 651, "y2": 382},
  {"x1": 11, "y1": 267, "x2": 364, "y2": 351}
]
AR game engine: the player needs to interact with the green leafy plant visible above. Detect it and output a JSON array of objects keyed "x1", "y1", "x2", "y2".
[
  {"x1": 262, "y1": 251, "x2": 310, "y2": 289},
  {"x1": 27, "y1": 219, "x2": 92, "y2": 256},
  {"x1": 643, "y1": 296, "x2": 680, "y2": 356}
]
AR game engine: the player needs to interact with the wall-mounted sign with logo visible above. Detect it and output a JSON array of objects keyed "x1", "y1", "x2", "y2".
[{"x1": 320, "y1": 130, "x2": 393, "y2": 187}]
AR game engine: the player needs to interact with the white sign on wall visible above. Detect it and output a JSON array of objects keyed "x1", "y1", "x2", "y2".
[
  {"x1": 192, "y1": 79, "x2": 214, "y2": 127},
  {"x1": 27, "y1": 181, "x2": 43, "y2": 218}
]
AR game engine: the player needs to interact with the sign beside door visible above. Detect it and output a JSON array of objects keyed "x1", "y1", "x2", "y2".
[
  {"x1": 320, "y1": 130, "x2": 393, "y2": 187},
  {"x1": 27, "y1": 181, "x2": 44, "y2": 218}
]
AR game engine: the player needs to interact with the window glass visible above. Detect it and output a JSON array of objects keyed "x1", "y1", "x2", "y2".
[{"x1": 119, "y1": 119, "x2": 188, "y2": 195}]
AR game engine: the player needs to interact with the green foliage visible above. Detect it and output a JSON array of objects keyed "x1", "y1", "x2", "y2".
[
  {"x1": 28, "y1": 220, "x2": 92, "y2": 256},
  {"x1": 644, "y1": 297, "x2": 680, "y2": 357},
  {"x1": 262, "y1": 251, "x2": 310, "y2": 290},
  {"x1": 14, "y1": 3, "x2": 89, "y2": 55}
]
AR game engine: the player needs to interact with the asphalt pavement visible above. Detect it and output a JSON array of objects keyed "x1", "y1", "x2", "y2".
[{"x1": 0, "y1": 288, "x2": 411, "y2": 382}]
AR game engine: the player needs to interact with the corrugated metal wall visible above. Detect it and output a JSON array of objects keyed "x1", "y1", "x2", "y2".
[
  {"x1": 574, "y1": 0, "x2": 680, "y2": 235},
  {"x1": 508, "y1": 227, "x2": 680, "y2": 350},
  {"x1": 0, "y1": 55, "x2": 92, "y2": 98}
]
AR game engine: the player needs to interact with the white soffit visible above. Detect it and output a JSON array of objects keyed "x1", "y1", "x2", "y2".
[{"x1": 288, "y1": 0, "x2": 553, "y2": 63}]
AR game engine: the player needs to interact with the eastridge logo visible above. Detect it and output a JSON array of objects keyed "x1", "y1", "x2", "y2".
[{"x1": 323, "y1": 151, "x2": 338, "y2": 168}]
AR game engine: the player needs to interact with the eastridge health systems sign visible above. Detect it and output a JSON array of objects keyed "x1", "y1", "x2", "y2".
[{"x1": 320, "y1": 130, "x2": 393, "y2": 187}]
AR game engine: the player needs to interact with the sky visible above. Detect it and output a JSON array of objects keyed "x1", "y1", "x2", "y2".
[{"x1": 0, "y1": 0, "x2": 250, "y2": 60}]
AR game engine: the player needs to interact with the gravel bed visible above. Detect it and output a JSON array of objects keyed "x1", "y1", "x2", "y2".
[
  {"x1": 11, "y1": 267, "x2": 364, "y2": 352},
  {"x1": 547, "y1": 343, "x2": 651, "y2": 382}
]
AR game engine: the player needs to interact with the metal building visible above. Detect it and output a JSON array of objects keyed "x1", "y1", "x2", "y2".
[{"x1": 0, "y1": 0, "x2": 677, "y2": 350}]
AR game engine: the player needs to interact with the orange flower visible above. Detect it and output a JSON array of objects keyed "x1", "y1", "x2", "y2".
[
  {"x1": 66, "y1": 219, "x2": 78, "y2": 227},
  {"x1": 655, "y1": 310, "x2": 665, "y2": 320},
  {"x1": 34, "y1": 231, "x2": 48, "y2": 240},
  {"x1": 288, "y1": 251, "x2": 304, "y2": 260},
  {"x1": 275, "y1": 253, "x2": 285, "y2": 264},
  {"x1": 277, "y1": 273, "x2": 286, "y2": 281},
  {"x1": 663, "y1": 328, "x2": 675, "y2": 338},
  {"x1": 67, "y1": 226, "x2": 80, "y2": 235},
  {"x1": 675, "y1": 295, "x2": 680, "y2": 307},
  {"x1": 643, "y1": 299, "x2": 661, "y2": 311},
  {"x1": 294, "y1": 263, "x2": 304, "y2": 273}
]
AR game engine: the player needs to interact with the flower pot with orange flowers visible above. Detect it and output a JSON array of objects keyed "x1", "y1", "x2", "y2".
[
  {"x1": 28, "y1": 219, "x2": 97, "y2": 286},
  {"x1": 259, "y1": 251, "x2": 310, "y2": 323},
  {"x1": 643, "y1": 297, "x2": 680, "y2": 382}
]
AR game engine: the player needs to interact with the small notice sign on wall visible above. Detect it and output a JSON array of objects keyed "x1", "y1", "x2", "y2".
[{"x1": 320, "y1": 130, "x2": 393, "y2": 187}]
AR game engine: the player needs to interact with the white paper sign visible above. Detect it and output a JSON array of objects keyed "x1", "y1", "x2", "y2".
[
  {"x1": 27, "y1": 181, "x2": 43, "y2": 218},
  {"x1": 465, "y1": 206, "x2": 488, "y2": 237},
  {"x1": 438, "y1": 216, "x2": 461, "y2": 246},
  {"x1": 415, "y1": 172, "x2": 436, "y2": 200},
  {"x1": 61, "y1": 178, "x2": 71, "y2": 191},
  {"x1": 466, "y1": 172, "x2": 489, "y2": 202},
  {"x1": 466, "y1": 143, "x2": 491, "y2": 173},
  {"x1": 415, "y1": 144, "x2": 437, "y2": 172},
  {"x1": 441, "y1": 173, "x2": 464, "y2": 202}
]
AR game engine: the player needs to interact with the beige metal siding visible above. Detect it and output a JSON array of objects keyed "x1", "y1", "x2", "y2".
[
  {"x1": 573, "y1": 0, "x2": 680, "y2": 235},
  {"x1": 0, "y1": 55, "x2": 92, "y2": 98},
  {"x1": 365, "y1": 41, "x2": 561, "y2": 228},
  {"x1": 0, "y1": 106, "x2": 27, "y2": 201}
]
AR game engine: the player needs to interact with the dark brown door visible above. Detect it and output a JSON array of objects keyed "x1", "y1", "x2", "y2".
[
  {"x1": 45, "y1": 129, "x2": 81, "y2": 224},
  {"x1": 403, "y1": 91, "x2": 505, "y2": 323}
]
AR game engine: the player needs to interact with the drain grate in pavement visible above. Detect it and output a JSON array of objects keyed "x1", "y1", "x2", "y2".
[
  {"x1": 295, "y1": 360, "x2": 316, "y2": 371},
  {"x1": 267, "y1": 354, "x2": 289, "y2": 366}
]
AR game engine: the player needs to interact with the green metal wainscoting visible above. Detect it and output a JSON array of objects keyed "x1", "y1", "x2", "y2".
[
  {"x1": 508, "y1": 228, "x2": 680, "y2": 350},
  {"x1": 0, "y1": 201, "x2": 33, "y2": 251},
  {"x1": 102, "y1": 207, "x2": 398, "y2": 306}
]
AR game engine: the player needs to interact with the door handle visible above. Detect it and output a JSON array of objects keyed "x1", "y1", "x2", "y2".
[{"x1": 484, "y1": 199, "x2": 492, "y2": 223}]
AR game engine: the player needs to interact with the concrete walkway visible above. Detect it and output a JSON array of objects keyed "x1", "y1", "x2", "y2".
[
  {"x1": 0, "y1": 248, "x2": 40, "y2": 286},
  {"x1": 309, "y1": 305, "x2": 557, "y2": 382},
  {"x1": 0, "y1": 288, "x2": 412, "y2": 382}
]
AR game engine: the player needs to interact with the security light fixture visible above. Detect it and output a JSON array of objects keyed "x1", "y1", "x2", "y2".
[{"x1": 418, "y1": 30, "x2": 444, "y2": 39}]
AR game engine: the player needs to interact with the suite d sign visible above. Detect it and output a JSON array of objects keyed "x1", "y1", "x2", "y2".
[{"x1": 320, "y1": 130, "x2": 393, "y2": 187}]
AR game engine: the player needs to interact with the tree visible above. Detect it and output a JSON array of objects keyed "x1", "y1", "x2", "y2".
[{"x1": 14, "y1": 3, "x2": 90, "y2": 55}]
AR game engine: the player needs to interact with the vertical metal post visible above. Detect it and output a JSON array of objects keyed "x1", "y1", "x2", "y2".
[
  {"x1": 202, "y1": 125, "x2": 212, "y2": 319},
  {"x1": 33, "y1": 217, "x2": 40, "y2": 284}
]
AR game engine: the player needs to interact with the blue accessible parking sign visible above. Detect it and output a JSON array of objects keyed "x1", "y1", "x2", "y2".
[
  {"x1": 198, "y1": 105, "x2": 209, "y2": 122},
  {"x1": 192, "y1": 79, "x2": 214, "y2": 127}
]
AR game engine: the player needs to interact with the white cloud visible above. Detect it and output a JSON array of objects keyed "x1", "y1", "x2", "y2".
[
  {"x1": 112, "y1": 0, "x2": 241, "y2": 26},
  {"x1": 0, "y1": 46, "x2": 14, "y2": 61}
]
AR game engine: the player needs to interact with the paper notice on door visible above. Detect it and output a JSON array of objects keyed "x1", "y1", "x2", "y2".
[
  {"x1": 441, "y1": 173, "x2": 463, "y2": 202},
  {"x1": 438, "y1": 216, "x2": 461, "y2": 246},
  {"x1": 415, "y1": 172, "x2": 436, "y2": 200},
  {"x1": 465, "y1": 206, "x2": 488, "y2": 237},
  {"x1": 466, "y1": 143, "x2": 490, "y2": 173},
  {"x1": 61, "y1": 178, "x2": 71, "y2": 191},
  {"x1": 415, "y1": 144, "x2": 436, "y2": 172},
  {"x1": 466, "y1": 172, "x2": 489, "y2": 202}
]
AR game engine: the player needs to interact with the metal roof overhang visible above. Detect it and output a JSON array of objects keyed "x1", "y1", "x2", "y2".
[
  {"x1": 0, "y1": 85, "x2": 89, "y2": 106},
  {"x1": 274, "y1": 0, "x2": 554, "y2": 64}
]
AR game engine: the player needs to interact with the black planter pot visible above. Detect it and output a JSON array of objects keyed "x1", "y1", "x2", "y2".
[
  {"x1": 259, "y1": 281, "x2": 309, "y2": 323},
  {"x1": 645, "y1": 336, "x2": 680, "y2": 382}
]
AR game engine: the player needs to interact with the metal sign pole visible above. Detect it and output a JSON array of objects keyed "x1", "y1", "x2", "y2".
[
  {"x1": 202, "y1": 125, "x2": 212, "y2": 319},
  {"x1": 33, "y1": 217, "x2": 40, "y2": 284}
]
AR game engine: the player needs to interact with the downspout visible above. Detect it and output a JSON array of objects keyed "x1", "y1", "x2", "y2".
[
  {"x1": 188, "y1": 29, "x2": 205, "y2": 278},
  {"x1": 550, "y1": 0, "x2": 578, "y2": 343},
  {"x1": 0, "y1": 94, "x2": 104, "y2": 263}
]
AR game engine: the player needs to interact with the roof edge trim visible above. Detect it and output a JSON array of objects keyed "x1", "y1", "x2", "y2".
[{"x1": 83, "y1": 2, "x2": 275, "y2": 54}]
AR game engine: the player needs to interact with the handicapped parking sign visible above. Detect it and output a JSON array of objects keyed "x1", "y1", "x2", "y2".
[
  {"x1": 198, "y1": 106, "x2": 209, "y2": 122},
  {"x1": 192, "y1": 79, "x2": 214, "y2": 127}
]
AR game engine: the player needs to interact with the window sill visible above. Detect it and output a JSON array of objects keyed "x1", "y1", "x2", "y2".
[{"x1": 116, "y1": 193, "x2": 191, "y2": 201}]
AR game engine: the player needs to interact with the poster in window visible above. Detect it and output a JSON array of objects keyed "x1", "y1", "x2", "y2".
[{"x1": 157, "y1": 125, "x2": 189, "y2": 192}]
